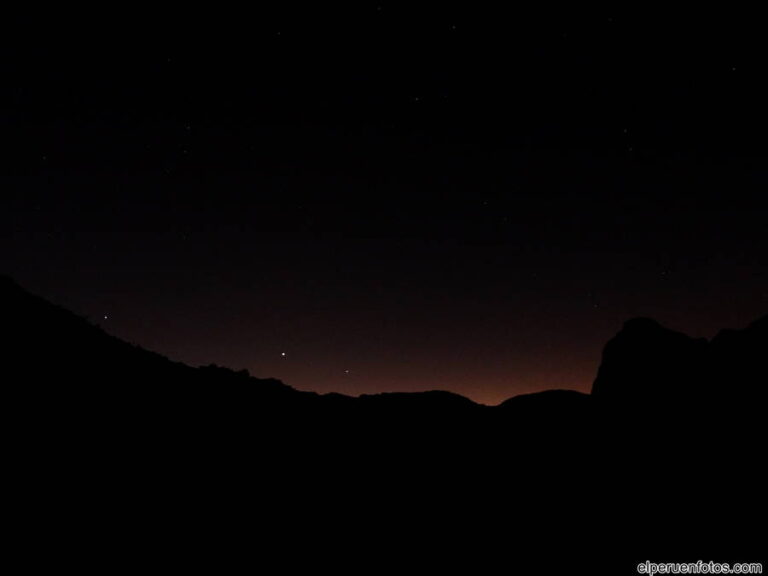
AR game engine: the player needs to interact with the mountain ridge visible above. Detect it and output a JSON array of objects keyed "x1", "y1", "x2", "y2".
[
  {"x1": 3, "y1": 274, "x2": 765, "y2": 410},
  {"x1": 2, "y1": 275, "x2": 764, "y2": 565}
]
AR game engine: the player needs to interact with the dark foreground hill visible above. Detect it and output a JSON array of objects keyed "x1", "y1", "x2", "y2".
[{"x1": 2, "y1": 276, "x2": 765, "y2": 571}]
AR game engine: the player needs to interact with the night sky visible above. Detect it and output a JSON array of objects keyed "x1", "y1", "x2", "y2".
[{"x1": 3, "y1": 6, "x2": 766, "y2": 404}]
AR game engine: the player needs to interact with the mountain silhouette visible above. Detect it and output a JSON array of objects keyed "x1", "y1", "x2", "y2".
[
  {"x1": 592, "y1": 315, "x2": 767, "y2": 407},
  {"x1": 5, "y1": 275, "x2": 763, "y2": 415},
  {"x1": 2, "y1": 276, "x2": 764, "y2": 569}
]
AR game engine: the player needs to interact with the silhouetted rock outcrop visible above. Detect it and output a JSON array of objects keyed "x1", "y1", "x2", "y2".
[
  {"x1": 591, "y1": 317, "x2": 709, "y2": 404},
  {"x1": 592, "y1": 315, "x2": 767, "y2": 409}
]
